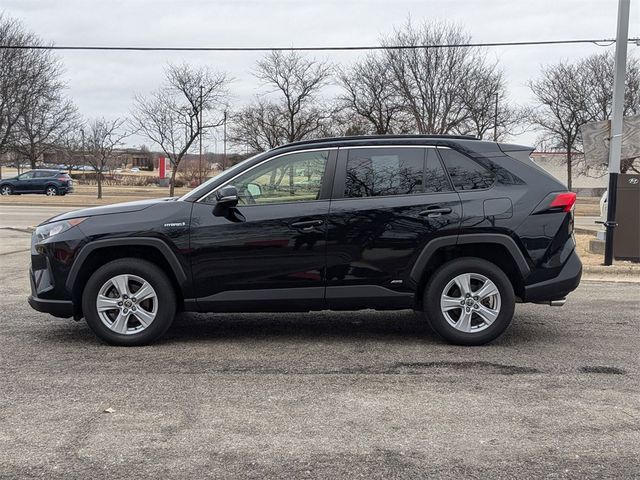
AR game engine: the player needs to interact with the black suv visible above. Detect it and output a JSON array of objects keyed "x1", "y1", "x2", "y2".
[
  {"x1": 0, "y1": 169, "x2": 74, "y2": 196},
  {"x1": 28, "y1": 136, "x2": 581, "y2": 346}
]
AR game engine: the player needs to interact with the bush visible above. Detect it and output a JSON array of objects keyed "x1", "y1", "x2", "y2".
[{"x1": 70, "y1": 172, "x2": 161, "y2": 187}]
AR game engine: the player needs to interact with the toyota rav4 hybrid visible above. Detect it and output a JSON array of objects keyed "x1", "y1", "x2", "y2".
[{"x1": 28, "y1": 135, "x2": 582, "y2": 346}]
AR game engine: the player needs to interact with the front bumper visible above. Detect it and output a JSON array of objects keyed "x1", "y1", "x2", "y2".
[{"x1": 523, "y1": 250, "x2": 582, "y2": 302}]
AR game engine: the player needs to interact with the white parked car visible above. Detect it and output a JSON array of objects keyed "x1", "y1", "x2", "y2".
[
  {"x1": 600, "y1": 191, "x2": 608, "y2": 222},
  {"x1": 130, "y1": 167, "x2": 141, "y2": 173}
]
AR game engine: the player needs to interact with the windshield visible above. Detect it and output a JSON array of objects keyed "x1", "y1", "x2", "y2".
[{"x1": 178, "y1": 152, "x2": 266, "y2": 201}]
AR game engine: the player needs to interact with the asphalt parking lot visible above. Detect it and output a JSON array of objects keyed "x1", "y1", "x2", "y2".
[{"x1": 1, "y1": 227, "x2": 639, "y2": 479}]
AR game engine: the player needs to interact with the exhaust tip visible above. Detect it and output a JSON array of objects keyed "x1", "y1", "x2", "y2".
[{"x1": 549, "y1": 299, "x2": 566, "y2": 307}]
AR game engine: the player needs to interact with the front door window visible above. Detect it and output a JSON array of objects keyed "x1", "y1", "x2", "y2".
[{"x1": 204, "y1": 150, "x2": 329, "y2": 205}]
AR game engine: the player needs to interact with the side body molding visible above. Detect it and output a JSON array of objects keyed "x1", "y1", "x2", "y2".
[
  {"x1": 409, "y1": 233, "x2": 531, "y2": 287},
  {"x1": 65, "y1": 237, "x2": 188, "y2": 292}
]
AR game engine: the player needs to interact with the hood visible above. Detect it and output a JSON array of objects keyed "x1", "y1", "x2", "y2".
[{"x1": 41, "y1": 197, "x2": 177, "y2": 225}]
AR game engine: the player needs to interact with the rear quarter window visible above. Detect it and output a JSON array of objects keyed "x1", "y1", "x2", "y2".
[{"x1": 438, "y1": 148, "x2": 495, "y2": 190}]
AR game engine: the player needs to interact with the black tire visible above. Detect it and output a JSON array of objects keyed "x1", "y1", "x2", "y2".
[
  {"x1": 0, "y1": 184, "x2": 12, "y2": 195},
  {"x1": 82, "y1": 258, "x2": 176, "y2": 346},
  {"x1": 423, "y1": 257, "x2": 515, "y2": 346},
  {"x1": 45, "y1": 185, "x2": 58, "y2": 196}
]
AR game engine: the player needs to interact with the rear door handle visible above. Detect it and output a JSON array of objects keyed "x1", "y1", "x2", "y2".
[
  {"x1": 419, "y1": 207, "x2": 452, "y2": 217},
  {"x1": 290, "y1": 219, "x2": 324, "y2": 231}
]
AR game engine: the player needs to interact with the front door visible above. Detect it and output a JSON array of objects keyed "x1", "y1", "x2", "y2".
[
  {"x1": 325, "y1": 146, "x2": 462, "y2": 309},
  {"x1": 189, "y1": 149, "x2": 336, "y2": 312},
  {"x1": 15, "y1": 171, "x2": 36, "y2": 192}
]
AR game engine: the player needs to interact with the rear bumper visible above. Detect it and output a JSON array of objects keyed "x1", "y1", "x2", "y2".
[
  {"x1": 28, "y1": 295, "x2": 73, "y2": 318},
  {"x1": 523, "y1": 250, "x2": 582, "y2": 302}
]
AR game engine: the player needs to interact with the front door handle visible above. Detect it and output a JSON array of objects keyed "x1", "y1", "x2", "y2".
[
  {"x1": 290, "y1": 219, "x2": 324, "y2": 231},
  {"x1": 419, "y1": 206, "x2": 453, "y2": 217}
]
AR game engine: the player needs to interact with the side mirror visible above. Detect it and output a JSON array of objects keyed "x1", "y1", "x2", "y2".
[{"x1": 215, "y1": 185, "x2": 239, "y2": 207}]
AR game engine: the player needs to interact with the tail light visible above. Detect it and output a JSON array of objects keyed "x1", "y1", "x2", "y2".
[
  {"x1": 532, "y1": 191, "x2": 577, "y2": 215},
  {"x1": 57, "y1": 175, "x2": 70, "y2": 182},
  {"x1": 549, "y1": 192, "x2": 577, "y2": 212}
]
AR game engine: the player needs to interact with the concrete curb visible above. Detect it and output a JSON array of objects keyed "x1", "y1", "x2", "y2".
[
  {"x1": 575, "y1": 227, "x2": 600, "y2": 235},
  {"x1": 0, "y1": 226, "x2": 35, "y2": 234},
  {"x1": 583, "y1": 264, "x2": 640, "y2": 275},
  {"x1": 0, "y1": 202, "x2": 101, "y2": 208}
]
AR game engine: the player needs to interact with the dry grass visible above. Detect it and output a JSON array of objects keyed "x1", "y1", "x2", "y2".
[{"x1": 0, "y1": 183, "x2": 191, "y2": 206}]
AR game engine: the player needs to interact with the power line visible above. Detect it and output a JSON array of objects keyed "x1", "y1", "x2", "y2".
[{"x1": 1, "y1": 38, "x2": 638, "y2": 52}]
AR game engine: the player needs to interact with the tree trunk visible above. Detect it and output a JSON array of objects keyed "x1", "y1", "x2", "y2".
[
  {"x1": 169, "y1": 168, "x2": 177, "y2": 197},
  {"x1": 97, "y1": 172, "x2": 103, "y2": 199},
  {"x1": 566, "y1": 150, "x2": 573, "y2": 191}
]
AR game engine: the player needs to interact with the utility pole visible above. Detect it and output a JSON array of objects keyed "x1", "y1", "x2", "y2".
[
  {"x1": 223, "y1": 110, "x2": 227, "y2": 171},
  {"x1": 199, "y1": 85, "x2": 203, "y2": 185},
  {"x1": 493, "y1": 92, "x2": 499, "y2": 141},
  {"x1": 603, "y1": 0, "x2": 630, "y2": 266}
]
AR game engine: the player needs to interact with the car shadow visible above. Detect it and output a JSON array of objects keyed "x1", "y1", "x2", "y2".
[
  {"x1": 37, "y1": 308, "x2": 555, "y2": 348},
  {"x1": 160, "y1": 310, "x2": 437, "y2": 344}
]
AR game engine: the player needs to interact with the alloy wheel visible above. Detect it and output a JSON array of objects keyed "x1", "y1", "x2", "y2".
[
  {"x1": 440, "y1": 273, "x2": 501, "y2": 334},
  {"x1": 0, "y1": 186, "x2": 11, "y2": 195},
  {"x1": 45, "y1": 187, "x2": 57, "y2": 196},
  {"x1": 96, "y1": 274, "x2": 158, "y2": 335}
]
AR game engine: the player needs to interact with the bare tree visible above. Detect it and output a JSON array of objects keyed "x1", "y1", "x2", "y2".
[
  {"x1": 0, "y1": 15, "x2": 62, "y2": 161},
  {"x1": 337, "y1": 53, "x2": 407, "y2": 134},
  {"x1": 581, "y1": 52, "x2": 640, "y2": 121},
  {"x1": 528, "y1": 63, "x2": 589, "y2": 190},
  {"x1": 230, "y1": 98, "x2": 288, "y2": 152},
  {"x1": 457, "y1": 65, "x2": 521, "y2": 141},
  {"x1": 82, "y1": 118, "x2": 129, "y2": 199},
  {"x1": 55, "y1": 125, "x2": 84, "y2": 172},
  {"x1": 530, "y1": 53, "x2": 640, "y2": 186},
  {"x1": 231, "y1": 51, "x2": 332, "y2": 152},
  {"x1": 14, "y1": 94, "x2": 78, "y2": 168},
  {"x1": 131, "y1": 63, "x2": 229, "y2": 196},
  {"x1": 383, "y1": 21, "x2": 503, "y2": 135}
]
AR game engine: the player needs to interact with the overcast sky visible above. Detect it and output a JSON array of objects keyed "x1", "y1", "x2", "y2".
[{"x1": 3, "y1": 0, "x2": 639, "y2": 150}]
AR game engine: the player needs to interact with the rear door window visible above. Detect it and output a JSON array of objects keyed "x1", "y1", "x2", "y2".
[
  {"x1": 34, "y1": 171, "x2": 53, "y2": 178},
  {"x1": 438, "y1": 148, "x2": 495, "y2": 190},
  {"x1": 344, "y1": 148, "x2": 424, "y2": 198},
  {"x1": 344, "y1": 147, "x2": 452, "y2": 198}
]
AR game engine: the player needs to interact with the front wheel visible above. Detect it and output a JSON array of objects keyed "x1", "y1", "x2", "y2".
[
  {"x1": 82, "y1": 258, "x2": 176, "y2": 346},
  {"x1": 0, "y1": 185, "x2": 12, "y2": 195},
  {"x1": 423, "y1": 257, "x2": 515, "y2": 346}
]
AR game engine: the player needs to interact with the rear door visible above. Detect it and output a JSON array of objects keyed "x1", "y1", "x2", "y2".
[
  {"x1": 325, "y1": 146, "x2": 461, "y2": 309},
  {"x1": 34, "y1": 171, "x2": 54, "y2": 192}
]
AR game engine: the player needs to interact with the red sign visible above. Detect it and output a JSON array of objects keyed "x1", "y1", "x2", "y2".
[{"x1": 159, "y1": 156, "x2": 167, "y2": 179}]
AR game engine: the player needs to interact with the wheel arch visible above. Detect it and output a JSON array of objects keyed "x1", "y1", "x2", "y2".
[
  {"x1": 410, "y1": 234, "x2": 531, "y2": 308},
  {"x1": 67, "y1": 238, "x2": 188, "y2": 317}
]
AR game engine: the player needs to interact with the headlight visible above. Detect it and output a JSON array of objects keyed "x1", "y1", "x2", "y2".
[{"x1": 35, "y1": 218, "x2": 86, "y2": 241}]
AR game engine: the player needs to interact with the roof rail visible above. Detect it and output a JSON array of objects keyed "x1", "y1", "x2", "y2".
[{"x1": 271, "y1": 134, "x2": 479, "y2": 150}]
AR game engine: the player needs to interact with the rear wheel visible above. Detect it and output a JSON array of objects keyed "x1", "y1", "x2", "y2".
[
  {"x1": 423, "y1": 257, "x2": 515, "y2": 346},
  {"x1": 45, "y1": 185, "x2": 58, "y2": 196},
  {"x1": 82, "y1": 258, "x2": 176, "y2": 346},
  {"x1": 0, "y1": 185, "x2": 12, "y2": 195}
]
